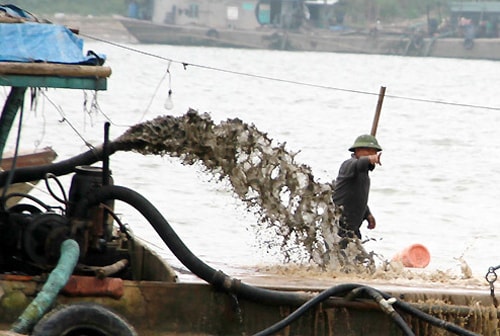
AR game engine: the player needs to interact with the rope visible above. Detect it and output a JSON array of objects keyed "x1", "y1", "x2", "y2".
[{"x1": 81, "y1": 33, "x2": 500, "y2": 112}]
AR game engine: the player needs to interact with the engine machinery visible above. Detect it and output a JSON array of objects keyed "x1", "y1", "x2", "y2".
[{"x1": 0, "y1": 165, "x2": 131, "y2": 278}]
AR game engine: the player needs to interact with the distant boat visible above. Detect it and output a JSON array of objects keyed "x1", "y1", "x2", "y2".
[{"x1": 119, "y1": 0, "x2": 500, "y2": 61}]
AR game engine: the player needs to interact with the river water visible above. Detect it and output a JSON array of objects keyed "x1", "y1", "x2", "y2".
[{"x1": 3, "y1": 41, "x2": 500, "y2": 284}]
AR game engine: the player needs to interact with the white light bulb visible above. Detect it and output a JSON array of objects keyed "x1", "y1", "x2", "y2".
[{"x1": 164, "y1": 90, "x2": 174, "y2": 110}]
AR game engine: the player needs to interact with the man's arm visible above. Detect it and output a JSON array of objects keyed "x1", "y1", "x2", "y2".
[{"x1": 364, "y1": 207, "x2": 376, "y2": 230}]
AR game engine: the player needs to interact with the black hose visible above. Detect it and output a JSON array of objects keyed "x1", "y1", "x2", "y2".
[
  {"x1": 76, "y1": 185, "x2": 481, "y2": 336},
  {"x1": 3, "y1": 192, "x2": 52, "y2": 211},
  {"x1": 383, "y1": 293, "x2": 481, "y2": 336},
  {"x1": 75, "y1": 184, "x2": 312, "y2": 306},
  {"x1": 253, "y1": 285, "x2": 415, "y2": 336},
  {"x1": 44, "y1": 173, "x2": 68, "y2": 206},
  {"x1": 0, "y1": 142, "x2": 130, "y2": 186},
  {"x1": 360, "y1": 286, "x2": 415, "y2": 336}
]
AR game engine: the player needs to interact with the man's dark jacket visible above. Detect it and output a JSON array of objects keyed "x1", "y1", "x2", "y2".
[{"x1": 332, "y1": 154, "x2": 374, "y2": 238}]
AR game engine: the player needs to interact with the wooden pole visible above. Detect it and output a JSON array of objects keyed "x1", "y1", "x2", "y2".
[
  {"x1": 371, "y1": 86, "x2": 386, "y2": 136},
  {"x1": 0, "y1": 62, "x2": 112, "y2": 78}
]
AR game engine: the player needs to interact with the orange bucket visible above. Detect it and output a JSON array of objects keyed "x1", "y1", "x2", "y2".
[{"x1": 392, "y1": 244, "x2": 430, "y2": 268}]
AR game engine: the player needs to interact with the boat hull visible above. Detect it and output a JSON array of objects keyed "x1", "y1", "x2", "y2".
[
  {"x1": 2, "y1": 233, "x2": 495, "y2": 335},
  {"x1": 119, "y1": 17, "x2": 500, "y2": 61},
  {"x1": 1, "y1": 276, "x2": 499, "y2": 335},
  {"x1": 0, "y1": 147, "x2": 57, "y2": 170}
]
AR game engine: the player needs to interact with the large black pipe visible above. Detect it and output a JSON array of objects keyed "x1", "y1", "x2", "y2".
[
  {"x1": 75, "y1": 185, "x2": 480, "y2": 336},
  {"x1": 0, "y1": 142, "x2": 129, "y2": 186},
  {"x1": 75, "y1": 184, "x2": 313, "y2": 306}
]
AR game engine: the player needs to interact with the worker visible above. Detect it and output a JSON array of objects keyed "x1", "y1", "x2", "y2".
[{"x1": 332, "y1": 134, "x2": 382, "y2": 248}]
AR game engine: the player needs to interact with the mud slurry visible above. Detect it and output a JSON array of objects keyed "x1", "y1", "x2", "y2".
[{"x1": 116, "y1": 109, "x2": 385, "y2": 272}]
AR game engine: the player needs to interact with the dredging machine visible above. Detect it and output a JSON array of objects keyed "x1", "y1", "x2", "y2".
[{"x1": 0, "y1": 4, "x2": 498, "y2": 336}]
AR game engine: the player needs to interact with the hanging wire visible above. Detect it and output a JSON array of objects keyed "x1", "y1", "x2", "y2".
[
  {"x1": 29, "y1": 87, "x2": 38, "y2": 112},
  {"x1": 91, "y1": 91, "x2": 100, "y2": 116},
  {"x1": 23, "y1": 87, "x2": 47, "y2": 151},
  {"x1": 88, "y1": 100, "x2": 131, "y2": 128},
  {"x1": 32, "y1": 88, "x2": 47, "y2": 151},
  {"x1": 164, "y1": 61, "x2": 174, "y2": 110},
  {"x1": 167, "y1": 61, "x2": 172, "y2": 91},
  {"x1": 39, "y1": 90, "x2": 95, "y2": 151},
  {"x1": 137, "y1": 64, "x2": 170, "y2": 123},
  {"x1": 83, "y1": 90, "x2": 101, "y2": 131},
  {"x1": 81, "y1": 33, "x2": 500, "y2": 112}
]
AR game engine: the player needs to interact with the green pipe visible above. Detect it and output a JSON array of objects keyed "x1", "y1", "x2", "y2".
[{"x1": 10, "y1": 239, "x2": 80, "y2": 334}]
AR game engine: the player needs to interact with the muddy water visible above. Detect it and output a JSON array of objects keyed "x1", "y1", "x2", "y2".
[
  {"x1": 115, "y1": 110, "x2": 376, "y2": 272},
  {"x1": 5, "y1": 42, "x2": 500, "y2": 287}
]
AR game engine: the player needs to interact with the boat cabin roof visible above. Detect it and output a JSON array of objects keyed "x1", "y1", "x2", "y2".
[
  {"x1": 0, "y1": 5, "x2": 110, "y2": 156},
  {"x1": 0, "y1": 5, "x2": 110, "y2": 91}
]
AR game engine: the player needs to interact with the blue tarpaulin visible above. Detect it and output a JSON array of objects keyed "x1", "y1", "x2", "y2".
[
  {"x1": 0, "y1": 4, "x2": 37, "y2": 20},
  {"x1": 0, "y1": 22, "x2": 105, "y2": 65}
]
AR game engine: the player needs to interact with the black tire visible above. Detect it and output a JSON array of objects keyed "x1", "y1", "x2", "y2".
[
  {"x1": 8, "y1": 203, "x2": 42, "y2": 215},
  {"x1": 32, "y1": 303, "x2": 137, "y2": 336},
  {"x1": 206, "y1": 28, "x2": 219, "y2": 39}
]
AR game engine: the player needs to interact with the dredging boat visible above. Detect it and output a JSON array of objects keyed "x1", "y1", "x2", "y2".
[
  {"x1": 118, "y1": 0, "x2": 500, "y2": 61},
  {"x1": 0, "y1": 4, "x2": 499, "y2": 336}
]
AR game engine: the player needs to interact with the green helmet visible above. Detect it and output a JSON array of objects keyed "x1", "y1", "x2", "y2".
[{"x1": 348, "y1": 134, "x2": 382, "y2": 152}]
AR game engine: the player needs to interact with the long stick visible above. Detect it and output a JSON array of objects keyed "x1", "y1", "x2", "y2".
[{"x1": 371, "y1": 86, "x2": 386, "y2": 136}]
